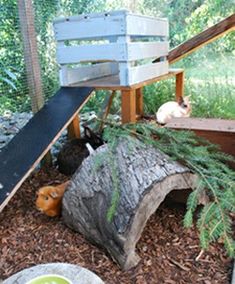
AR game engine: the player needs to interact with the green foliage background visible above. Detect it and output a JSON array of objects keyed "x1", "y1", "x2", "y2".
[{"x1": 0, "y1": 0, "x2": 234, "y2": 117}]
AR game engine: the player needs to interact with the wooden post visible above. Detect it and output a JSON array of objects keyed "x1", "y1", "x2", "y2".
[
  {"x1": 18, "y1": 0, "x2": 44, "y2": 113},
  {"x1": 121, "y1": 89, "x2": 136, "y2": 124},
  {"x1": 18, "y1": 0, "x2": 52, "y2": 167},
  {"x1": 136, "y1": 88, "x2": 144, "y2": 119},
  {"x1": 67, "y1": 115, "x2": 81, "y2": 139},
  {"x1": 175, "y1": 71, "x2": 184, "y2": 101}
]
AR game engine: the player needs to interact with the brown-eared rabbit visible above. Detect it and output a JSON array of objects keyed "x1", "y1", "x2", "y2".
[
  {"x1": 156, "y1": 96, "x2": 191, "y2": 124},
  {"x1": 36, "y1": 181, "x2": 69, "y2": 217}
]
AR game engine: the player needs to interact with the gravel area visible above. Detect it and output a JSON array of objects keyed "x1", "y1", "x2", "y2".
[
  {"x1": 0, "y1": 111, "x2": 33, "y2": 149},
  {"x1": 0, "y1": 111, "x2": 100, "y2": 157}
]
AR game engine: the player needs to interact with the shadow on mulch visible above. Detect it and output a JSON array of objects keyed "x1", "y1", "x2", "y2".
[{"x1": 0, "y1": 168, "x2": 233, "y2": 284}]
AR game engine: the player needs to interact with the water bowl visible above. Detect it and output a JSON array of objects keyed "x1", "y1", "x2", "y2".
[{"x1": 26, "y1": 274, "x2": 72, "y2": 284}]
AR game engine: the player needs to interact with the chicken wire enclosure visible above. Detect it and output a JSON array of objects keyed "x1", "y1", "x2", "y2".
[{"x1": 0, "y1": 0, "x2": 59, "y2": 116}]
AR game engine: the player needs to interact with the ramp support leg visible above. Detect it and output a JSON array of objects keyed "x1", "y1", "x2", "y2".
[
  {"x1": 67, "y1": 115, "x2": 81, "y2": 139},
  {"x1": 136, "y1": 88, "x2": 144, "y2": 120},
  {"x1": 121, "y1": 89, "x2": 136, "y2": 124}
]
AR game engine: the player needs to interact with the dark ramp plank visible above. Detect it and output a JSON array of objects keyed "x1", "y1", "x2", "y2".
[{"x1": 0, "y1": 86, "x2": 94, "y2": 212}]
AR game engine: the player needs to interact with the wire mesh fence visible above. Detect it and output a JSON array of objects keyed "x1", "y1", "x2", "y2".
[{"x1": 1, "y1": 0, "x2": 58, "y2": 114}]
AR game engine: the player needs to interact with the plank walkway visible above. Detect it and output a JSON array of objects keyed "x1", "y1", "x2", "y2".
[{"x1": 0, "y1": 86, "x2": 94, "y2": 212}]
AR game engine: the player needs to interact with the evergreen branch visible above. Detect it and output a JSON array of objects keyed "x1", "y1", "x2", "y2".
[
  {"x1": 187, "y1": 161, "x2": 234, "y2": 256},
  {"x1": 209, "y1": 220, "x2": 222, "y2": 240},
  {"x1": 197, "y1": 202, "x2": 216, "y2": 231}
]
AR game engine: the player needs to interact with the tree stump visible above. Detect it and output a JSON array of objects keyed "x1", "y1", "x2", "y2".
[{"x1": 62, "y1": 138, "x2": 196, "y2": 270}]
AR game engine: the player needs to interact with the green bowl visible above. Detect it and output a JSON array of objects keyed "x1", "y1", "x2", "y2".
[{"x1": 26, "y1": 274, "x2": 72, "y2": 284}]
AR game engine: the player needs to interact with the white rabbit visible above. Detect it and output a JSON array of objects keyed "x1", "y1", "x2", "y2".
[{"x1": 156, "y1": 96, "x2": 191, "y2": 125}]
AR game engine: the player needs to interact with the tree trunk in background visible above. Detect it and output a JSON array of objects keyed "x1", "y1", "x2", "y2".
[
  {"x1": 128, "y1": 0, "x2": 137, "y2": 12},
  {"x1": 18, "y1": 0, "x2": 44, "y2": 113},
  {"x1": 62, "y1": 138, "x2": 196, "y2": 270}
]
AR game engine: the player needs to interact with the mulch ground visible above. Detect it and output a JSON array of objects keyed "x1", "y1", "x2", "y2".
[{"x1": 0, "y1": 167, "x2": 233, "y2": 284}]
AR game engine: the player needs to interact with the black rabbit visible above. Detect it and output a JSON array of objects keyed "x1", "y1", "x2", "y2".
[{"x1": 57, "y1": 126, "x2": 103, "y2": 175}]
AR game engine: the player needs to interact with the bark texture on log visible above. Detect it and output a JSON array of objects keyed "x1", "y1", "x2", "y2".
[{"x1": 62, "y1": 138, "x2": 196, "y2": 270}]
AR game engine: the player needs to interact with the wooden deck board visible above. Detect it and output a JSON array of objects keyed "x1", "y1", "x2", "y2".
[
  {"x1": 0, "y1": 86, "x2": 94, "y2": 212},
  {"x1": 166, "y1": 118, "x2": 235, "y2": 133},
  {"x1": 166, "y1": 118, "x2": 235, "y2": 158}
]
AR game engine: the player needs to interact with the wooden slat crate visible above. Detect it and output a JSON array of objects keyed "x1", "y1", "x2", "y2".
[{"x1": 53, "y1": 10, "x2": 169, "y2": 86}]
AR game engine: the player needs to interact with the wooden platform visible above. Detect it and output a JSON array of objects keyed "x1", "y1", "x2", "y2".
[
  {"x1": 73, "y1": 69, "x2": 184, "y2": 124},
  {"x1": 166, "y1": 118, "x2": 235, "y2": 157},
  {"x1": 72, "y1": 69, "x2": 183, "y2": 90},
  {"x1": 0, "y1": 86, "x2": 94, "y2": 212}
]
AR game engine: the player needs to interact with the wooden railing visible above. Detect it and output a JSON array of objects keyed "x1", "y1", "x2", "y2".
[{"x1": 154, "y1": 13, "x2": 235, "y2": 64}]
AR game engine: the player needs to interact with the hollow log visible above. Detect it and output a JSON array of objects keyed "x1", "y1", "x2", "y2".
[{"x1": 62, "y1": 138, "x2": 196, "y2": 270}]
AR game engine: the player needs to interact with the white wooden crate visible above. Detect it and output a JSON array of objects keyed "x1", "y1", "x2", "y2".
[{"x1": 53, "y1": 10, "x2": 169, "y2": 86}]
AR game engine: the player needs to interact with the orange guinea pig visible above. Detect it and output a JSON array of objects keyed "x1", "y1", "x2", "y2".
[{"x1": 36, "y1": 181, "x2": 69, "y2": 217}]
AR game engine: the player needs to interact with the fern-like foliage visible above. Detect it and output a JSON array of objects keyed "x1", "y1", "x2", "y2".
[{"x1": 101, "y1": 121, "x2": 235, "y2": 257}]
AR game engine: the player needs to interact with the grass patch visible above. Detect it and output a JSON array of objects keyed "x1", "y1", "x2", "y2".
[{"x1": 143, "y1": 55, "x2": 235, "y2": 119}]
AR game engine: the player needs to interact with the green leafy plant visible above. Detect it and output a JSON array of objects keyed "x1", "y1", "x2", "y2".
[
  {"x1": 100, "y1": 121, "x2": 235, "y2": 257},
  {"x1": 0, "y1": 67, "x2": 17, "y2": 90}
]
